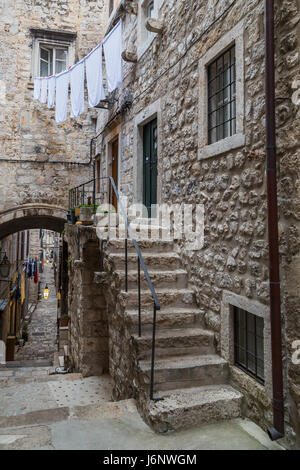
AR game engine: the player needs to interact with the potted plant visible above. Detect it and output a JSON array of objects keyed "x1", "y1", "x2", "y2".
[
  {"x1": 79, "y1": 203, "x2": 100, "y2": 224},
  {"x1": 60, "y1": 314, "x2": 69, "y2": 327}
]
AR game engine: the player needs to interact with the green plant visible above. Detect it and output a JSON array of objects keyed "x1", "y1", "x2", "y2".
[
  {"x1": 79, "y1": 204, "x2": 99, "y2": 208},
  {"x1": 22, "y1": 322, "x2": 28, "y2": 342},
  {"x1": 61, "y1": 229, "x2": 66, "y2": 235}
]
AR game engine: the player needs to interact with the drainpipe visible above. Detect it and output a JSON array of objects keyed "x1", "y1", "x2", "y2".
[{"x1": 265, "y1": 0, "x2": 284, "y2": 441}]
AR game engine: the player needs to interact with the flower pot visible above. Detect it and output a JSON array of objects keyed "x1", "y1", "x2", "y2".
[
  {"x1": 79, "y1": 206, "x2": 94, "y2": 224},
  {"x1": 60, "y1": 317, "x2": 69, "y2": 327}
]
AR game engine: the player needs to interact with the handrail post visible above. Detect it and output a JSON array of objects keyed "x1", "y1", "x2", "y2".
[
  {"x1": 138, "y1": 257, "x2": 141, "y2": 337},
  {"x1": 150, "y1": 302, "x2": 158, "y2": 400}
]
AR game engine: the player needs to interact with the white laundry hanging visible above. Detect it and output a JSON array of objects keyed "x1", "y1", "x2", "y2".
[
  {"x1": 85, "y1": 44, "x2": 106, "y2": 108},
  {"x1": 34, "y1": 78, "x2": 41, "y2": 100},
  {"x1": 47, "y1": 76, "x2": 56, "y2": 109},
  {"x1": 40, "y1": 78, "x2": 48, "y2": 104},
  {"x1": 70, "y1": 61, "x2": 85, "y2": 117},
  {"x1": 103, "y1": 20, "x2": 123, "y2": 93},
  {"x1": 55, "y1": 72, "x2": 69, "y2": 123}
]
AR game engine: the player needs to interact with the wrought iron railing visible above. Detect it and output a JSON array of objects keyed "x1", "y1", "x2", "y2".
[{"x1": 69, "y1": 177, "x2": 161, "y2": 400}]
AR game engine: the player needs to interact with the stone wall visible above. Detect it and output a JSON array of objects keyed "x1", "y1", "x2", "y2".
[
  {"x1": 0, "y1": 0, "x2": 106, "y2": 213},
  {"x1": 95, "y1": 0, "x2": 300, "y2": 447},
  {"x1": 66, "y1": 224, "x2": 109, "y2": 377}
]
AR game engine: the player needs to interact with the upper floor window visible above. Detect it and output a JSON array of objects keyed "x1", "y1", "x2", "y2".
[
  {"x1": 30, "y1": 28, "x2": 76, "y2": 79},
  {"x1": 207, "y1": 45, "x2": 236, "y2": 145},
  {"x1": 198, "y1": 21, "x2": 245, "y2": 159},
  {"x1": 146, "y1": 0, "x2": 155, "y2": 39},
  {"x1": 39, "y1": 45, "x2": 68, "y2": 76}
]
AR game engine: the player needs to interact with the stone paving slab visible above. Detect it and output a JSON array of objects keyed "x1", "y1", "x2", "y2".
[
  {"x1": 0, "y1": 399, "x2": 284, "y2": 450},
  {"x1": 0, "y1": 374, "x2": 112, "y2": 416}
]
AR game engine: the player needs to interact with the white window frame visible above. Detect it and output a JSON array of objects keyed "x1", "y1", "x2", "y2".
[
  {"x1": 32, "y1": 37, "x2": 75, "y2": 78},
  {"x1": 137, "y1": 0, "x2": 163, "y2": 60},
  {"x1": 39, "y1": 44, "x2": 69, "y2": 76},
  {"x1": 198, "y1": 20, "x2": 245, "y2": 159}
]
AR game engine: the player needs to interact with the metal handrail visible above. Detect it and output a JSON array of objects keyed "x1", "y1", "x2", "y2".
[
  {"x1": 69, "y1": 176, "x2": 161, "y2": 400},
  {"x1": 108, "y1": 177, "x2": 161, "y2": 401}
]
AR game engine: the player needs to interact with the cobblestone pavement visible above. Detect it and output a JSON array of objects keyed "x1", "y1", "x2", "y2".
[{"x1": 15, "y1": 265, "x2": 57, "y2": 363}]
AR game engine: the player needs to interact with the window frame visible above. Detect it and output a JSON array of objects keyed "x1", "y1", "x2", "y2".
[
  {"x1": 207, "y1": 44, "x2": 236, "y2": 145},
  {"x1": 233, "y1": 306, "x2": 265, "y2": 384},
  {"x1": 30, "y1": 30, "x2": 76, "y2": 80},
  {"x1": 39, "y1": 44, "x2": 69, "y2": 77},
  {"x1": 198, "y1": 21, "x2": 245, "y2": 159},
  {"x1": 137, "y1": 0, "x2": 163, "y2": 60}
]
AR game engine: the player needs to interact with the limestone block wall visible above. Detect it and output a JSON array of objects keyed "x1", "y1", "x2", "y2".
[
  {"x1": 0, "y1": 0, "x2": 106, "y2": 212},
  {"x1": 96, "y1": 0, "x2": 300, "y2": 447},
  {"x1": 66, "y1": 225, "x2": 109, "y2": 377}
]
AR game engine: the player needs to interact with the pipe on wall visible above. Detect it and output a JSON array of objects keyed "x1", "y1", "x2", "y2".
[{"x1": 264, "y1": 0, "x2": 284, "y2": 441}]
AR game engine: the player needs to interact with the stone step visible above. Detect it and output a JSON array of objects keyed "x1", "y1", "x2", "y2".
[
  {"x1": 146, "y1": 384, "x2": 243, "y2": 433},
  {"x1": 125, "y1": 307, "x2": 203, "y2": 333},
  {"x1": 132, "y1": 327, "x2": 215, "y2": 359},
  {"x1": 117, "y1": 269, "x2": 188, "y2": 289},
  {"x1": 139, "y1": 354, "x2": 229, "y2": 391},
  {"x1": 107, "y1": 238, "x2": 174, "y2": 253},
  {"x1": 109, "y1": 252, "x2": 182, "y2": 271},
  {"x1": 125, "y1": 288, "x2": 195, "y2": 309}
]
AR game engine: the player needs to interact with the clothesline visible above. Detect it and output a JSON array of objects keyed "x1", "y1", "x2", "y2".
[{"x1": 33, "y1": 20, "x2": 123, "y2": 123}]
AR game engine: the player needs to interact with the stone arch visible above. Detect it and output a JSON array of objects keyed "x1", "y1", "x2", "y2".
[{"x1": 0, "y1": 204, "x2": 67, "y2": 240}]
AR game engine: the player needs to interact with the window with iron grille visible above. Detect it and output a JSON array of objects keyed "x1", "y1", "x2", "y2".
[
  {"x1": 234, "y1": 306, "x2": 264, "y2": 384},
  {"x1": 207, "y1": 45, "x2": 236, "y2": 145}
]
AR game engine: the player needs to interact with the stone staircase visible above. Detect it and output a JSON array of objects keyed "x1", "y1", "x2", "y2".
[{"x1": 106, "y1": 237, "x2": 243, "y2": 433}]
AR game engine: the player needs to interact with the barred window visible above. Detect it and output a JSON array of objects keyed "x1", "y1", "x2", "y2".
[
  {"x1": 207, "y1": 45, "x2": 236, "y2": 145},
  {"x1": 234, "y1": 306, "x2": 264, "y2": 384}
]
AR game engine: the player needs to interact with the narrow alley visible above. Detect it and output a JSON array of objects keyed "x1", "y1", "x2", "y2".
[
  {"x1": 0, "y1": 0, "x2": 299, "y2": 454},
  {"x1": 15, "y1": 264, "x2": 57, "y2": 364}
]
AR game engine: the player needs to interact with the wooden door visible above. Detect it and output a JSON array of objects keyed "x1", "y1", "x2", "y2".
[{"x1": 143, "y1": 118, "x2": 157, "y2": 218}]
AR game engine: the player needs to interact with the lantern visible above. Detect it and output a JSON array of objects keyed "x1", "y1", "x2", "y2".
[
  {"x1": 43, "y1": 284, "x2": 50, "y2": 300},
  {"x1": 0, "y1": 253, "x2": 10, "y2": 278}
]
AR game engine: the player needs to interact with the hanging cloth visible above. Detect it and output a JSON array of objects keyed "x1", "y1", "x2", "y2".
[
  {"x1": 34, "y1": 78, "x2": 41, "y2": 100},
  {"x1": 34, "y1": 260, "x2": 38, "y2": 284},
  {"x1": 47, "y1": 75, "x2": 56, "y2": 109},
  {"x1": 70, "y1": 61, "x2": 85, "y2": 117},
  {"x1": 86, "y1": 44, "x2": 105, "y2": 108},
  {"x1": 21, "y1": 272, "x2": 25, "y2": 305},
  {"x1": 55, "y1": 72, "x2": 69, "y2": 123},
  {"x1": 40, "y1": 78, "x2": 48, "y2": 104},
  {"x1": 103, "y1": 20, "x2": 123, "y2": 93}
]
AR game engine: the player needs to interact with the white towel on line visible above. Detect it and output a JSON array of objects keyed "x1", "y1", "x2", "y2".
[
  {"x1": 103, "y1": 20, "x2": 123, "y2": 92},
  {"x1": 34, "y1": 78, "x2": 41, "y2": 100},
  {"x1": 47, "y1": 76, "x2": 56, "y2": 109},
  {"x1": 40, "y1": 78, "x2": 48, "y2": 104},
  {"x1": 70, "y1": 61, "x2": 85, "y2": 117},
  {"x1": 55, "y1": 72, "x2": 69, "y2": 123},
  {"x1": 85, "y1": 45, "x2": 105, "y2": 108}
]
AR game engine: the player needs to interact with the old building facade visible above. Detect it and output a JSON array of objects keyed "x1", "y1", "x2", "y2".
[
  {"x1": 67, "y1": 0, "x2": 299, "y2": 448},
  {"x1": 0, "y1": 0, "x2": 107, "y2": 233}
]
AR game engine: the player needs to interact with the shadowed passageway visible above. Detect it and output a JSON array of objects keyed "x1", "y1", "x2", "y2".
[{"x1": 15, "y1": 264, "x2": 57, "y2": 364}]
